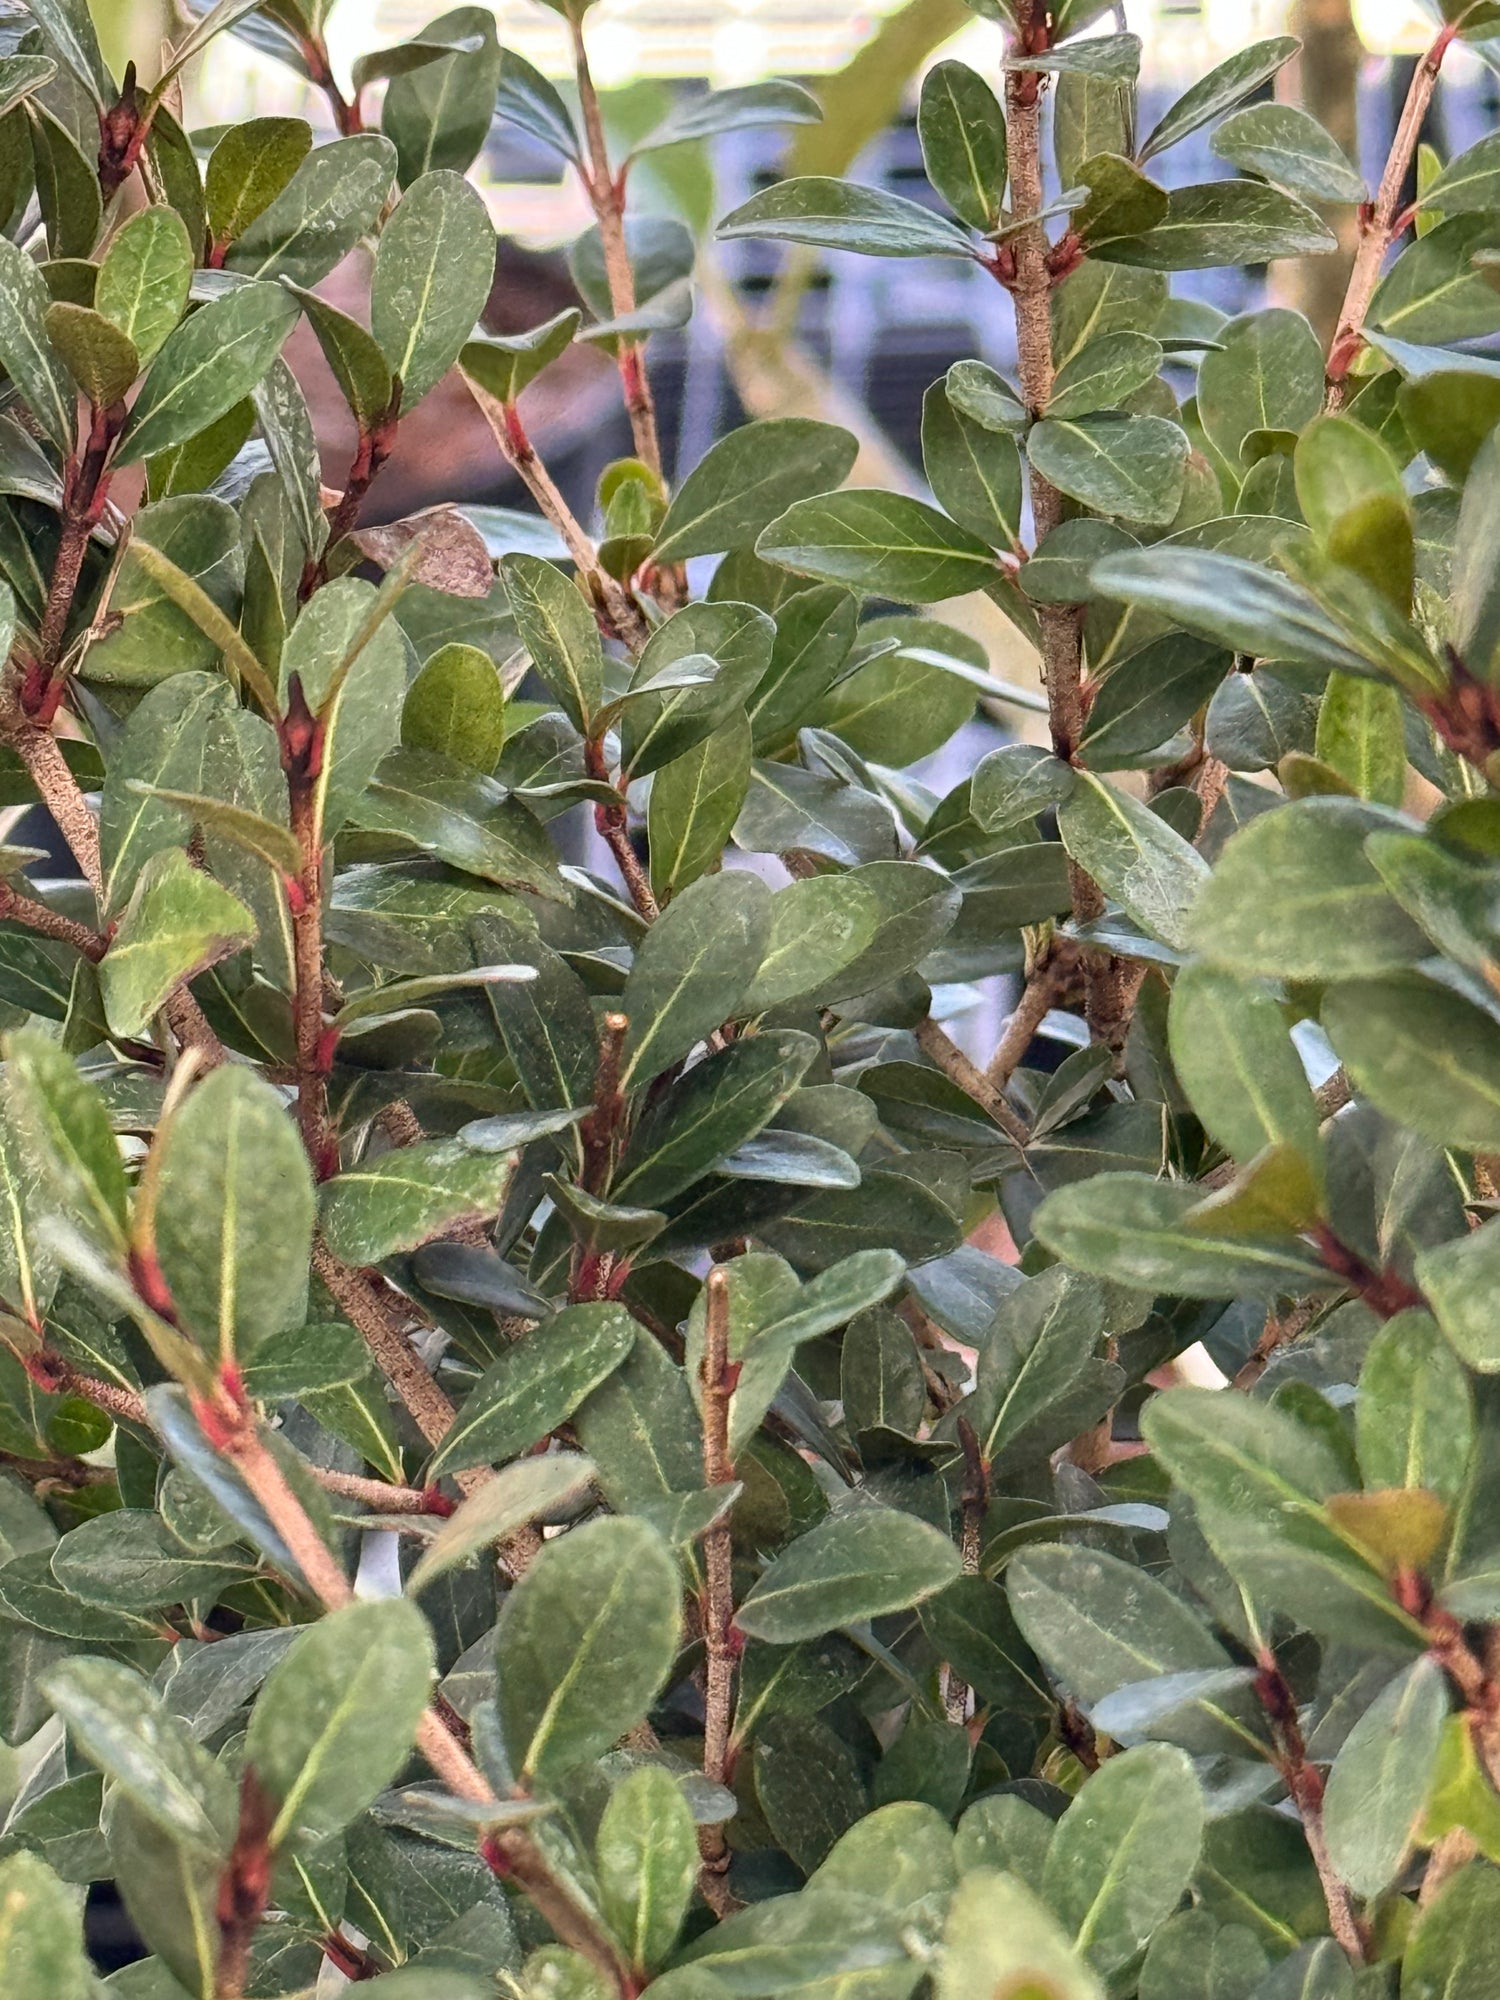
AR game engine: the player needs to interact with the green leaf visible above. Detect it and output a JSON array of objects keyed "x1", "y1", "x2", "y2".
[
  {"x1": 496, "y1": 1515, "x2": 682, "y2": 1783},
  {"x1": 1099, "y1": 182, "x2": 1336, "y2": 271},
  {"x1": 1322, "y1": 975, "x2": 1500, "y2": 1153},
  {"x1": 245, "y1": 1597, "x2": 435, "y2": 1848},
  {"x1": 1211, "y1": 104, "x2": 1364, "y2": 204},
  {"x1": 735, "y1": 1505, "x2": 962, "y2": 1643},
  {"x1": 1190, "y1": 798, "x2": 1428, "y2": 981},
  {"x1": 97, "y1": 673, "x2": 234, "y2": 911},
  {"x1": 22, "y1": 0, "x2": 111, "y2": 104},
  {"x1": 0, "y1": 1852, "x2": 94, "y2": 2000},
  {"x1": 460, "y1": 308, "x2": 579, "y2": 405},
  {"x1": 632, "y1": 78, "x2": 821, "y2": 155},
  {"x1": 619, "y1": 600, "x2": 774, "y2": 779},
  {"x1": 1034, "y1": 1173, "x2": 1329, "y2": 1299},
  {"x1": 1043, "y1": 1745, "x2": 1205, "y2": 1976},
  {"x1": 1074, "y1": 152, "x2": 1170, "y2": 249},
  {"x1": 647, "y1": 711, "x2": 752, "y2": 901},
  {"x1": 98, "y1": 848, "x2": 255, "y2": 1041},
  {"x1": 290, "y1": 282, "x2": 395, "y2": 436},
  {"x1": 717, "y1": 175, "x2": 978, "y2": 258},
  {"x1": 922, "y1": 377, "x2": 1023, "y2": 549},
  {"x1": 1057, "y1": 772, "x2": 1208, "y2": 950},
  {"x1": 42, "y1": 301, "x2": 137, "y2": 407},
  {"x1": 972, "y1": 1264, "x2": 1111, "y2": 1468},
  {"x1": 226, "y1": 134, "x2": 396, "y2": 286},
  {"x1": 425, "y1": 1304, "x2": 636, "y2": 1478},
  {"x1": 348, "y1": 746, "x2": 564, "y2": 900},
  {"x1": 94, "y1": 205, "x2": 192, "y2": 367},
  {"x1": 1416, "y1": 1217, "x2": 1500, "y2": 1372},
  {"x1": 371, "y1": 170, "x2": 496, "y2": 409},
  {"x1": 0, "y1": 234, "x2": 77, "y2": 455},
  {"x1": 1313, "y1": 673, "x2": 1406, "y2": 806},
  {"x1": 1136, "y1": 1911, "x2": 1269, "y2": 2000},
  {"x1": 381, "y1": 3, "x2": 502, "y2": 185},
  {"x1": 2, "y1": 1028, "x2": 127, "y2": 1252},
  {"x1": 205, "y1": 117, "x2": 312, "y2": 246},
  {"x1": 472, "y1": 914, "x2": 597, "y2": 1124},
  {"x1": 758, "y1": 489, "x2": 999, "y2": 601},
  {"x1": 614, "y1": 1029, "x2": 818, "y2": 1208},
  {"x1": 1370, "y1": 215, "x2": 1500, "y2": 346},
  {"x1": 42, "y1": 1657, "x2": 234, "y2": 1850},
  {"x1": 153, "y1": 1065, "x2": 314, "y2": 1363},
  {"x1": 1451, "y1": 427, "x2": 1500, "y2": 687},
  {"x1": 620, "y1": 871, "x2": 771, "y2": 1088},
  {"x1": 1139, "y1": 37, "x2": 1300, "y2": 162},
  {"x1": 30, "y1": 101, "x2": 101, "y2": 260},
  {"x1": 114, "y1": 282, "x2": 301, "y2": 467},
  {"x1": 597, "y1": 1765, "x2": 698, "y2": 1973},
  {"x1": 1357, "y1": 1310, "x2": 1473, "y2": 1504},
  {"x1": 1142, "y1": 1387, "x2": 1427, "y2": 1652},
  {"x1": 1322, "y1": 1655, "x2": 1448, "y2": 1898},
  {"x1": 938, "y1": 1869, "x2": 1104, "y2": 2000},
  {"x1": 403, "y1": 642, "x2": 507, "y2": 772},
  {"x1": 406, "y1": 1454, "x2": 596, "y2": 1594},
  {"x1": 1403, "y1": 1863, "x2": 1500, "y2": 1999},
  {"x1": 1168, "y1": 962, "x2": 1321, "y2": 1172},
  {"x1": 738, "y1": 874, "x2": 879, "y2": 1012},
  {"x1": 319, "y1": 1137, "x2": 517, "y2": 1265},
  {"x1": 917, "y1": 60, "x2": 1006, "y2": 232},
  {"x1": 1009, "y1": 1542, "x2": 1232, "y2": 1710},
  {"x1": 1027, "y1": 413, "x2": 1188, "y2": 527},
  {"x1": 501, "y1": 553, "x2": 604, "y2": 734},
  {"x1": 653, "y1": 419, "x2": 858, "y2": 565},
  {"x1": 1197, "y1": 309, "x2": 1325, "y2": 468},
  {"x1": 85, "y1": 497, "x2": 245, "y2": 693},
  {"x1": 1047, "y1": 329, "x2": 1164, "y2": 421}
]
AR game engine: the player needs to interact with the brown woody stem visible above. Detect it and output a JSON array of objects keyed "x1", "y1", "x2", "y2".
[
  {"x1": 986, "y1": 938, "x2": 1077, "y2": 1089},
  {"x1": 698, "y1": 1267, "x2": 738, "y2": 1906},
  {"x1": 1255, "y1": 1652, "x2": 1368, "y2": 1962},
  {"x1": 916, "y1": 1014, "x2": 1029, "y2": 1148},
  {"x1": 467, "y1": 386, "x2": 651, "y2": 652},
  {"x1": 569, "y1": 14, "x2": 662, "y2": 483},
  {"x1": 1327, "y1": 23, "x2": 1455, "y2": 402},
  {"x1": 584, "y1": 739, "x2": 659, "y2": 921},
  {"x1": 1003, "y1": 6, "x2": 1126, "y2": 1054}
]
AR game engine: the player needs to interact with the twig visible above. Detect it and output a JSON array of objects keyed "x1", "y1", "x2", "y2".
[
  {"x1": 281, "y1": 680, "x2": 335, "y2": 1179},
  {"x1": 568, "y1": 15, "x2": 662, "y2": 483},
  {"x1": 985, "y1": 939, "x2": 1077, "y2": 1088},
  {"x1": 1315, "y1": 1069, "x2": 1352, "y2": 1121},
  {"x1": 915, "y1": 1014, "x2": 1029, "y2": 1148},
  {"x1": 1311, "y1": 1225, "x2": 1426, "y2": 1320},
  {"x1": 197, "y1": 1373, "x2": 632, "y2": 1993},
  {"x1": 583, "y1": 741, "x2": 659, "y2": 921},
  {"x1": 27, "y1": 401, "x2": 122, "y2": 720},
  {"x1": 1327, "y1": 23, "x2": 1455, "y2": 402},
  {"x1": 1254, "y1": 1651, "x2": 1368, "y2": 1962},
  {"x1": 0, "y1": 879, "x2": 106, "y2": 959},
  {"x1": 0, "y1": 709, "x2": 103, "y2": 902},
  {"x1": 697, "y1": 1268, "x2": 738, "y2": 1913},
  {"x1": 463, "y1": 382, "x2": 652, "y2": 653},
  {"x1": 1002, "y1": 7, "x2": 1125, "y2": 1051}
]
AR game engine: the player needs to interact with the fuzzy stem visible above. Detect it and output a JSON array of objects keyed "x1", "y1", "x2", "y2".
[
  {"x1": 1327, "y1": 24, "x2": 1455, "y2": 402},
  {"x1": 281, "y1": 679, "x2": 334, "y2": 1179},
  {"x1": 569, "y1": 14, "x2": 663, "y2": 483},
  {"x1": 1255, "y1": 1652, "x2": 1368, "y2": 1962},
  {"x1": 584, "y1": 739, "x2": 659, "y2": 922},
  {"x1": 943, "y1": 1416, "x2": 988, "y2": 1725},
  {"x1": 985, "y1": 939, "x2": 1077, "y2": 1089},
  {"x1": 0, "y1": 879, "x2": 106, "y2": 959},
  {"x1": 698, "y1": 1267, "x2": 738, "y2": 1908},
  {"x1": 0, "y1": 712, "x2": 103, "y2": 902},
  {"x1": 465, "y1": 383, "x2": 652, "y2": 652},
  {"x1": 204, "y1": 1380, "x2": 630, "y2": 1993},
  {"x1": 916, "y1": 1015, "x2": 1029, "y2": 1148},
  {"x1": 1003, "y1": 7, "x2": 1126, "y2": 1054}
]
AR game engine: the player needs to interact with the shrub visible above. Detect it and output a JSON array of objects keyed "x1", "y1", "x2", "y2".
[{"x1": 1, "y1": 0, "x2": 1500, "y2": 1993}]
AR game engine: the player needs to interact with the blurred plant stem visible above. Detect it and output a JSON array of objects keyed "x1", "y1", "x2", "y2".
[{"x1": 1277, "y1": 0, "x2": 1365, "y2": 342}]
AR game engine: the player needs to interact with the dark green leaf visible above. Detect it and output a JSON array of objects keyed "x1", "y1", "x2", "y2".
[
  {"x1": 717, "y1": 175, "x2": 978, "y2": 258},
  {"x1": 735, "y1": 1506, "x2": 961, "y2": 1643},
  {"x1": 426, "y1": 1304, "x2": 636, "y2": 1478}
]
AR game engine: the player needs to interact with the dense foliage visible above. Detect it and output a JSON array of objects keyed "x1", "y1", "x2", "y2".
[{"x1": 6, "y1": 0, "x2": 1500, "y2": 1993}]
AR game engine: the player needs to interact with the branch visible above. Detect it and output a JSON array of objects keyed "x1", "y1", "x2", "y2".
[
  {"x1": 943, "y1": 1416, "x2": 988, "y2": 1724},
  {"x1": 281, "y1": 681, "x2": 335, "y2": 1179},
  {"x1": 197, "y1": 1373, "x2": 631, "y2": 1993},
  {"x1": 915, "y1": 1014, "x2": 1029, "y2": 1148},
  {"x1": 697, "y1": 1267, "x2": 738, "y2": 1913},
  {"x1": 463, "y1": 381, "x2": 652, "y2": 653},
  {"x1": 1327, "y1": 23, "x2": 1455, "y2": 402},
  {"x1": 568, "y1": 14, "x2": 663, "y2": 483},
  {"x1": 1002, "y1": 7, "x2": 1127, "y2": 1053},
  {"x1": 0, "y1": 878, "x2": 106, "y2": 960},
  {"x1": 1254, "y1": 1652, "x2": 1368, "y2": 1963},
  {"x1": 583, "y1": 740, "x2": 659, "y2": 922},
  {"x1": 26, "y1": 401, "x2": 122, "y2": 722},
  {"x1": 0, "y1": 706, "x2": 104, "y2": 903},
  {"x1": 986, "y1": 938, "x2": 1077, "y2": 1088}
]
